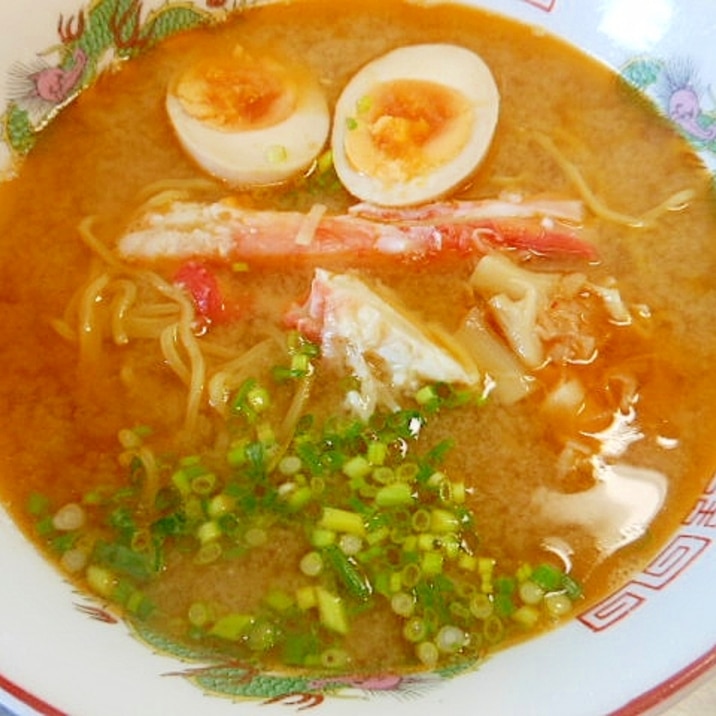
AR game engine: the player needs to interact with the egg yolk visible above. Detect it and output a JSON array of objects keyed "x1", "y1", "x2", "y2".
[
  {"x1": 172, "y1": 47, "x2": 297, "y2": 131},
  {"x1": 344, "y1": 79, "x2": 474, "y2": 183}
]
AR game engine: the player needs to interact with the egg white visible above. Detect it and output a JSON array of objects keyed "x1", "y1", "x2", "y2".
[
  {"x1": 331, "y1": 44, "x2": 500, "y2": 207},
  {"x1": 166, "y1": 50, "x2": 330, "y2": 187}
]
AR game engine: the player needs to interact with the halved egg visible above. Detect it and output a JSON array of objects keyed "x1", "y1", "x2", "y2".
[
  {"x1": 166, "y1": 45, "x2": 330, "y2": 187},
  {"x1": 331, "y1": 43, "x2": 500, "y2": 206}
]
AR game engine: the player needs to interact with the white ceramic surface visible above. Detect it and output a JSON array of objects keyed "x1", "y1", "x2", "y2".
[{"x1": 1, "y1": 1, "x2": 716, "y2": 715}]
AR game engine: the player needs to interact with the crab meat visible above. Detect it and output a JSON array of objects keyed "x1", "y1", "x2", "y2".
[
  {"x1": 287, "y1": 269, "x2": 480, "y2": 419},
  {"x1": 116, "y1": 195, "x2": 597, "y2": 265}
]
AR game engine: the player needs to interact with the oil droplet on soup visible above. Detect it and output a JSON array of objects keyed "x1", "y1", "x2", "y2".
[{"x1": 1, "y1": 0, "x2": 716, "y2": 679}]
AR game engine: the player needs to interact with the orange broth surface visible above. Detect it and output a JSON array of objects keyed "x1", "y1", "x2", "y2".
[{"x1": 1, "y1": 0, "x2": 716, "y2": 676}]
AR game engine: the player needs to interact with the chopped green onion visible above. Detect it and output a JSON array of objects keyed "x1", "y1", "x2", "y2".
[
  {"x1": 130, "y1": 529, "x2": 151, "y2": 553},
  {"x1": 194, "y1": 542, "x2": 224, "y2": 564},
  {"x1": 416, "y1": 640, "x2": 439, "y2": 667},
  {"x1": 479, "y1": 556, "x2": 496, "y2": 593},
  {"x1": 375, "y1": 482, "x2": 414, "y2": 508},
  {"x1": 483, "y1": 614, "x2": 505, "y2": 644},
  {"x1": 415, "y1": 384, "x2": 439, "y2": 408},
  {"x1": 401, "y1": 562, "x2": 422, "y2": 588},
  {"x1": 51, "y1": 532, "x2": 77, "y2": 553},
  {"x1": 435, "y1": 625, "x2": 467, "y2": 653},
  {"x1": 65, "y1": 343, "x2": 576, "y2": 671},
  {"x1": 247, "y1": 620, "x2": 279, "y2": 651},
  {"x1": 190, "y1": 472, "x2": 217, "y2": 496},
  {"x1": 244, "y1": 527, "x2": 267, "y2": 547},
  {"x1": 417, "y1": 533, "x2": 438, "y2": 552},
  {"x1": 441, "y1": 534, "x2": 461, "y2": 561},
  {"x1": 469, "y1": 592, "x2": 494, "y2": 619},
  {"x1": 207, "y1": 493, "x2": 235, "y2": 518},
  {"x1": 366, "y1": 441, "x2": 387, "y2": 466},
  {"x1": 286, "y1": 485, "x2": 313, "y2": 512},
  {"x1": 52, "y1": 503, "x2": 86, "y2": 531},
  {"x1": 188, "y1": 601, "x2": 213, "y2": 628},
  {"x1": 86, "y1": 564, "x2": 117, "y2": 598},
  {"x1": 512, "y1": 605, "x2": 541, "y2": 628},
  {"x1": 265, "y1": 144, "x2": 288, "y2": 164},
  {"x1": 35, "y1": 515, "x2": 55, "y2": 537},
  {"x1": 530, "y1": 563, "x2": 564, "y2": 592},
  {"x1": 315, "y1": 587, "x2": 349, "y2": 634},
  {"x1": 171, "y1": 469, "x2": 191, "y2": 496},
  {"x1": 278, "y1": 455, "x2": 302, "y2": 475},
  {"x1": 209, "y1": 613, "x2": 254, "y2": 641},
  {"x1": 390, "y1": 591, "x2": 415, "y2": 618},
  {"x1": 458, "y1": 553, "x2": 478, "y2": 572},
  {"x1": 450, "y1": 481, "x2": 466, "y2": 504},
  {"x1": 310, "y1": 528, "x2": 336, "y2": 548},
  {"x1": 449, "y1": 600, "x2": 472, "y2": 621},
  {"x1": 356, "y1": 95, "x2": 372, "y2": 114},
  {"x1": 342, "y1": 455, "x2": 371, "y2": 480},
  {"x1": 60, "y1": 548, "x2": 88, "y2": 574},
  {"x1": 246, "y1": 384, "x2": 271, "y2": 413},
  {"x1": 318, "y1": 507, "x2": 365, "y2": 536},
  {"x1": 320, "y1": 647, "x2": 351, "y2": 669},
  {"x1": 196, "y1": 520, "x2": 222, "y2": 544},
  {"x1": 300, "y1": 551, "x2": 324, "y2": 577},
  {"x1": 366, "y1": 525, "x2": 389, "y2": 545},
  {"x1": 316, "y1": 149, "x2": 333, "y2": 174},
  {"x1": 421, "y1": 551, "x2": 444, "y2": 576},
  {"x1": 338, "y1": 533, "x2": 363, "y2": 556},
  {"x1": 544, "y1": 592, "x2": 573, "y2": 617},
  {"x1": 403, "y1": 617, "x2": 428, "y2": 643},
  {"x1": 430, "y1": 508, "x2": 460, "y2": 534},
  {"x1": 310, "y1": 476, "x2": 326, "y2": 496},
  {"x1": 323, "y1": 544, "x2": 372, "y2": 601},
  {"x1": 411, "y1": 508, "x2": 431, "y2": 532},
  {"x1": 27, "y1": 492, "x2": 50, "y2": 517},
  {"x1": 93, "y1": 541, "x2": 152, "y2": 581},
  {"x1": 256, "y1": 421, "x2": 276, "y2": 446},
  {"x1": 518, "y1": 580, "x2": 545, "y2": 605},
  {"x1": 494, "y1": 592, "x2": 516, "y2": 617},
  {"x1": 226, "y1": 440, "x2": 249, "y2": 467},
  {"x1": 516, "y1": 563, "x2": 533, "y2": 582},
  {"x1": 290, "y1": 353, "x2": 311, "y2": 375},
  {"x1": 296, "y1": 585, "x2": 317, "y2": 610},
  {"x1": 395, "y1": 462, "x2": 419, "y2": 482},
  {"x1": 561, "y1": 573, "x2": 583, "y2": 600},
  {"x1": 151, "y1": 512, "x2": 187, "y2": 539}
]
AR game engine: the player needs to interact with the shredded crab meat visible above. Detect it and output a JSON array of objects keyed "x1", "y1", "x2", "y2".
[{"x1": 286, "y1": 268, "x2": 480, "y2": 419}]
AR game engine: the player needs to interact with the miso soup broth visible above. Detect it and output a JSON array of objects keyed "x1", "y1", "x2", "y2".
[{"x1": 1, "y1": 0, "x2": 716, "y2": 678}]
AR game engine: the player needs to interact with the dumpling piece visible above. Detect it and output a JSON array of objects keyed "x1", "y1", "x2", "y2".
[
  {"x1": 166, "y1": 45, "x2": 330, "y2": 187},
  {"x1": 331, "y1": 43, "x2": 500, "y2": 207}
]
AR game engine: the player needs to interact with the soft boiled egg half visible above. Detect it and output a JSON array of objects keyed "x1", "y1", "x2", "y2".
[
  {"x1": 166, "y1": 45, "x2": 330, "y2": 187},
  {"x1": 331, "y1": 43, "x2": 500, "y2": 206}
]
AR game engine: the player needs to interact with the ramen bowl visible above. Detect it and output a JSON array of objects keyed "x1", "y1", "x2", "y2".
[{"x1": 1, "y1": 1, "x2": 715, "y2": 715}]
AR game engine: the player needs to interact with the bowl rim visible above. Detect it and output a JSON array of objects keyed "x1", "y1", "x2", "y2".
[{"x1": 1, "y1": 1, "x2": 716, "y2": 715}]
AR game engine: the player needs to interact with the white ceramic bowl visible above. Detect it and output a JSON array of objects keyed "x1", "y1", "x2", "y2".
[{"x1": 1, "y1": 2, "x2": 715, "y2": 715}]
